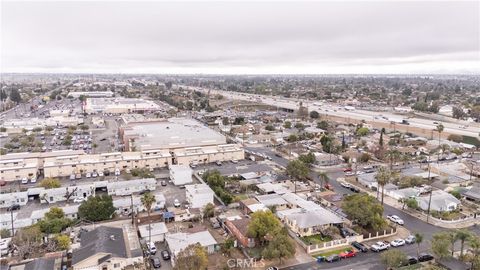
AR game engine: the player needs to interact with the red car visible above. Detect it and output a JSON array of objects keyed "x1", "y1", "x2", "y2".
[
  {"x1": 339, "y1": 250, "x2": 356, "y2": 259},
  {"x1": 343, "y1": 168, "x2": 352, "y2": 172}
]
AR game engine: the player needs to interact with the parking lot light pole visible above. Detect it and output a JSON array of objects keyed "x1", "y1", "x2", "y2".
[{"x1": 426, "y1": 155, "x2": 433, "y2": 223}]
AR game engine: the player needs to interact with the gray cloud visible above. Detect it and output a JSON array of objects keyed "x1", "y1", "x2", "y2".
[{"x1": 1, "y1": 1, "x2": 479, "y2": 74}]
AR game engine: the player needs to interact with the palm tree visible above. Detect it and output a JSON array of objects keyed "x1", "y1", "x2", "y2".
[
  {"x1": 469, "y1": 236, "x2": 480, "y2": 269},
  {"x1": 436, "y1": 124, "x2": 444, "y2": 163},
  {"x1": 386, "y1": 148, "x2": 401, "y2": 170},
  {"x1": 445, "y1": 230, "x2": 458, "y2": 257},
  {"x1": 414, "y1": 232, "x2": 424, "y2": 258},
  {"x1": 318, "y1": 171, "x2": 328, "y2": 190},
  {"x1": 141, "y1": 192, "x2": 156, "y2": 245},
  {"x1": 456, "y1": 229, "x2": 473, "y2": 257},
  {"x1": 375, "y1": 166, "x2": 390, "y2": 205}
]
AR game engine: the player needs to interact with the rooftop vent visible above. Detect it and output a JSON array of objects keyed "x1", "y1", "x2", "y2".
[{"x1": 110, "y1": 235, "x2": 115, "y2": 241}]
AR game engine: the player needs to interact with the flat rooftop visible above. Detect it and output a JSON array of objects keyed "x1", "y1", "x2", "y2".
[{"x1": 123, "y1": 118, "x2": 226, "y2": 150}]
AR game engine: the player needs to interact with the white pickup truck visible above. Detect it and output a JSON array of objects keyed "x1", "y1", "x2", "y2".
[{"x1": 371, "y1": 241, "x2": 390, "y2": 252}]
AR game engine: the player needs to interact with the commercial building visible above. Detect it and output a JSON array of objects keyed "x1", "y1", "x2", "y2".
[
  {"x1": 185, "y1": 183, "x2": 214, "y2": 209},
  {"x1": 68, "y1": 91, "x2": 114, "y2": 98},
  {"x1": 84, "y1": 97, "x2": 161, "y2": 114},
  {"x1": 1, "y1": 116, "x2": 83, "y2": 132},
  {"x1": 120, "y1": 118, "x2": 244, "y2": 166}
]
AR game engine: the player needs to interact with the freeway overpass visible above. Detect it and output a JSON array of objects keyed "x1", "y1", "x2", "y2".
[{"x1": 187, "y1": 86, "x2": 480, "y2": 139}]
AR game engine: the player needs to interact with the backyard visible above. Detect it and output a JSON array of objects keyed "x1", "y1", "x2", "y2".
[{"x1": 300, "y1": 234, "x2": 333, "y2": 245}]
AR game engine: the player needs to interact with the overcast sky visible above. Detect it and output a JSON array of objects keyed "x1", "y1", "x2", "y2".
[{"x1": 1, "y1": 1, "x2": 479, "y2": 74}]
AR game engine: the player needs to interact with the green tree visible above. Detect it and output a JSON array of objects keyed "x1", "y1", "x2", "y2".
[
  {"x1": 287, "y1": 134, "x2": 298, "y2": 142},
  {"x1": 468, "y1": 236, "x2": 480, "y2": 269},
  {"x1": 375, "y1": 166, "x2": 391, "y2": 205},
  {"x1": 294, "y1": 122, "x2": 305, "y2": 130},
  {"x1": 55, "y1": 234, "x2": 71, "y2": 250},
  {"x1": 265, "y1": 124, "x2": 275, "y2": 131},
  {"x1": 247, "y1": 210, "x2": 282, "y2": 245},
  {"x1": 37, "y1": 207, "x2": 72, "y2": 234},
  {"x1": 431, "y1": 232, "x2": 451, "y2": 259},
  {"x1": 203, "y1": 203, "x2": 215, "y2": 219},
  {"x1": 286, "y1": 159, "x2": 310, "y2": 193},
  {"x1": 141, "y1": 192, "x2": 156, "y2": 245},
  {"x1": 456, "y1": 229, "x2": 472, "y2": 257},
  {"x1": 222, "y1": 237, "x2": 235, "y2": 255},
  {"x1": 298, "y1": 152, "x2": 316, "y2": 165},
  {"x1": 78, "y1": 195, "x2": 116, "y2": 222},
  {"x1": 283, "y1": 121, "x2": 292, "y2": 129},
  {"x1": 10, "y1": 89, "x2": 22, "y2": 103},
  {"x1": 406, "y1": 198, "x2": 418, "y2": 210},
  {"x1": 342, "y1": 193, "x2": 386, "y2": 230},
  {"x1": 356, "y1": 127, "x2": 369, "y2": 136},
  {"x1": 309, "y1": 110, "x2": 320, "y2": 119},
  {"x1": 222, "y1": 117, "x2": 229, "y2": 126},
  {"x1": 317, "y1": 120, "x2": 329, "y2": 130},
  {"x1": 381, "y1": 249, "x2": 408, "y2": 269},
  {"x1": 414, "y1": 232, "x2": 423, "y2": 258},
  {"x1": 39, "y1": 178, "x2": 61, "y2": 189},
  {"x1": 386, "y1": 148, "x2": 401, "y2": 170},
  {"x1": 0, "y1": 228, "x2": 11, "y2": 238},
  {"x1": 173, "y1": 244, "x2": 208, "y2": 270},
  {"x1": 261, "y1": 229, "x2": 296, "y2": 264}
]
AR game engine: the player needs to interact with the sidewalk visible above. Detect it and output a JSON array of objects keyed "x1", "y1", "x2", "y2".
[{"x1": 346, "y1": 179, "x2": 480, "y2": 229}]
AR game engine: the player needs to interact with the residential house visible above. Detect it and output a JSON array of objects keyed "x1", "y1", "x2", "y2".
[
  {"x1": 0, "y1": 191, "x2": 28, "y2": 208},
  {"x1": 138, "y1": 222, "x2": 168, "y2": 243},
  {"x1": 185, "y1": 184, "x2": 214, "y2": 209},
  {"x1": 416, "y1": 190, "x2": 461, "y2": 212},
  {"x1": 72, "y1": 226, "x2": 143, "y2": 270},
  {"x1": 255, "y1": 194, "x2": 288, "y2": 211},
  {"x1": 165, "y1": 231, "x2": 218, "y2": 266},
  {"x1": 107, "y1": 178, "x2": 156, "y2": 196},
  {"x1": 224, "y1": 217, "x2": 255, "y2": 248},
  {"x1": 169, "y1": 165, "x2": 193, "y2": 186},
  {"x1": 279, "y1": 208, "x2": 344, "y2": 237}
]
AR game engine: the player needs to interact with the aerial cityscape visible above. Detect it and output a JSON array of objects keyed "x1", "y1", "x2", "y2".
[{"x1": 1, "y1": 1, "x2": 479, "y2": 270}]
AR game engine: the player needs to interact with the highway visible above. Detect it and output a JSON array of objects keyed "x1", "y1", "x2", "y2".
[{"x1": 187, "y1": 86, "x2": 480, "y2": 139}]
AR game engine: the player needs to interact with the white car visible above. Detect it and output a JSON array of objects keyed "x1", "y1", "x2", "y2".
[
  {"x1": 387, "y1": 215, "x2": 404, "y2": 225},
  {"x1": 147, "y1": 242, "x2": 157, "y2": 255},
  {"x1": 390, "y1": 239, "x2": 406, "y2": 247},
  {"x1": 98, "y1": 171, "x2": 104, "y2": 177},
  {"x1": 92, "y1": 172, "x2": 98, "y2": 178},
  {"x1": 73, "y1": 197, "x2": 85, "y2": 203},
  {"x1": 30, "y1": 176, "x2": 37, "y2": 183},
  {"x1": 21, "y1": 177, "x2": 28, "y2": 184},
  {"x1": 85, "y1": 172, "x2": 92, "y2": 178},
  {"x1": 173, "y1": 199, "x2": 181, "y2": 207},
  {"x1": 340, "y1": 182, "x2": 351, "y2": 189},
  {"x1": 371, "y1": 241, "x2": 390, "y2": 252},
  {"x1": 114, "y1": 168, "x2": 120, "y2": 176}
]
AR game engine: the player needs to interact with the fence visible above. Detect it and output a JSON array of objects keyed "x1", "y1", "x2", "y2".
[{"x1": 293, "y1": 227, "x2": 397, "y2": 254}]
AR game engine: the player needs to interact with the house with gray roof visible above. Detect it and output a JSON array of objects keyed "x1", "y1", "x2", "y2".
[
  {"x1": 72, "y1": 226, "x2": 143, "y2": 270},
  {"x1": 281, "y1": 207, "x2": 344, "y2": 237},
  {"x1": 416, "y1": 190, "x2": 461, "y2": 212},
  {"x1": 9, "y1": 257, "x2": 62, "y2": 270}
]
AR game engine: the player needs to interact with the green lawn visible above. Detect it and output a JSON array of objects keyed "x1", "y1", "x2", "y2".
[
  {"x1": 310, "y1": 247, "x2": 353, "y2": 258},
  {"x1": 300, "y1": 234, "x2": 333, "y2": 245},
  {"x1": 399, "y1": 264, "x2": 423, "y2": 270}
]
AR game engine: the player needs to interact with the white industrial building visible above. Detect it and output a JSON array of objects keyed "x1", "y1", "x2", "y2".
[
  {"x1": 68, "y1": 91, "x2": 114, "y2": 98},
  {"x1": 84, "y1": 97, "x2": 161, "y2": 114},
  {"x1": 169, "y1": 165, "x2": 193, "y2": 186},
  {"x1": 107, "y1": 178, "x2": 157, "y2": 196},
  {"x1": 185, "y1": 183, "x2": 214, "y2": 209}
]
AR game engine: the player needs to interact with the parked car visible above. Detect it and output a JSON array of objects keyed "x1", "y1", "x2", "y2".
[
  {"x1": 0, "y1": 180, "x2": 6, "y2": 186},
  {"x1": 92, "y1": 171, "x2": 98, "y2": 178},
  {"x1": 340, "y1": 228, "x2": 352, "y2": 238},
  {"x1": 174, "y1": 199, "x2": 181, "y2": 207},
  {"x1": 21, "y1": 177, "x2": 28, "y2": 184},
  {"x1": 7, "y1": 204, "x2": 20, "y2": 211},
  {"x1": 115, "y1": 168, "x2": 120, "y2": 176},
  {"x1": 418, "y1": 253, "x2": 434, "y2": 262},
  {"x1": 150, "y1": 257, "x2": 161, "y2": 268},
  {"x1": 147, "y1": 242, "x2": 157, "y2": 255},
  {"x1": 85, "y1": 172, "x2": 91, "y2": 178},
  {"x1": 339, "y1": 250, "x2": 356, "y2": 258},
  {"x1": 266, "y1": 267, "x2": 279, "y2": 270},
  {"x1": 216, "y1": 161, "x2": 222, "y2": 166},
  {"x1": 387, "y1": 215, "x2": 404, "y2": 225},
  {"x1": 73, "y1": 197, "x2": 85, "y2": 203},
  {"x1": 30, "y1": 176, "x2": 37, "y2": 183},
  {"x1": 405, "y1": 256, "x2": 418, "y2": 265},
  {"x1": 75, "y1": 173, "x2": 82, "y2": 179},
  {"x1": 325, "y1": 254, "x2": 340, "y2": 262},
  {"x1": 70, "y1": 174, "x2": 76, "y2": 180},
  {"x1": 161, "y1": 250, "x2": 170, "y2": 260},
  {"x1": 405, "y1": 235, "x2": 416, "y2": 244},
  {"x1": 371, "y1": 241, "x2": 390, "y2": 252},
  {"x1": 390, "y1": 239, "x2": 406, "y2": 247},
  {"x1": 351, "y1": 241, "x2": 368, "y2": 252},
  {"x1": 98, "y1": 171, "x2": 104, "y2": 177},
  {"x1": 340, "y1": 182, "x2": 351, "y2": 189},
  {"x1": 161, "y1": 181, "x2": 167, "y2": 186}
]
